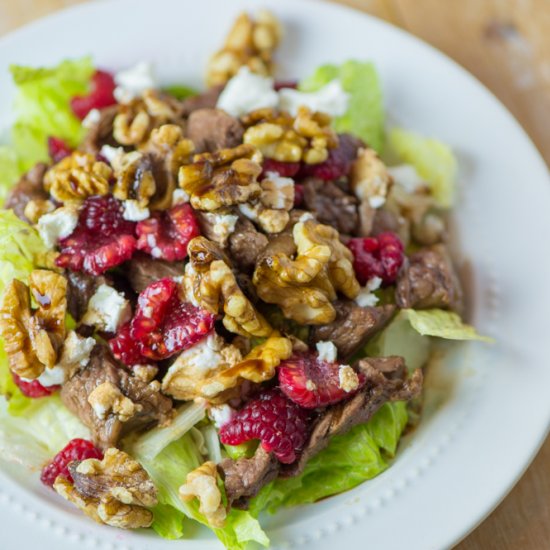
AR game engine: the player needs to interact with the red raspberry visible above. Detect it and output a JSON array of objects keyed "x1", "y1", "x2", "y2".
[
  {"x1": 56, "y1": 195, "x2": 137, "y2": 275},
  {"x1": 297, "y1": 133, "x2": 362, "y2": 181},
  {"x1": 347, "y1": 232, "x2": 404, "y2": 286},
  {"x1": 278, "y1": 352, "x2": 364, "y2": 409},
  {"x1": 136, "y1": 203, "x2": 200, "y2": 262},
  {"x1": 129, "y1": 278, "x2": 215, "y2": 360},
  {"x1": 12, "y1": 373, "x2": 59, "y2": 398},
  {"x1": 109, "y1": 321, "x2": 149, "y2": 367},
  {"x1": 71, "y1": 70, "x2": 117, "y2": 120},
  {"x1": 40, "y1": 439, "x2": 103, "y2": 488},
  {"x1": 47, "y1": 137, "x2": 72, "y2": 164},
  {"x1": 219, "y1": 389, "x2": 311, "y2": 464},
  {"x1": 293, "y1": 183, "x2": 304, "y2": 207},
  {"x1": 273, "y1": 80, "x2": 298, "y2": 91},
  {"x1": 261, "y1": 158, "x2": 301, "y2": 178}
]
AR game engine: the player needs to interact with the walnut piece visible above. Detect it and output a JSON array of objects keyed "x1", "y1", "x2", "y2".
[
  {"x1": 206, "y1": 10, "x2": 282, "y2": 87},
  {"x1": 23, "y1": 199, "x2": 55, "y2": 224},
  {"x1": 350, "y1": 148, "x2": 392, "y2": 208},
  {"x1": 186, "y1": 236, "x2": 272, "y2": 337},
  {"x1": 44, "y1": 152, "x2": 112, "y2": 203},
  {"x1": 112, "y1": 151, "x2": 156, "y2": 207},
  {"x1": 242, "y1": 107, "x2": 338, "y2": 164},
  {"x1": 253, "y1": 219, "x2": 360, "y2": 324},
  {"x1": 54, "y1": 448, "x2": 157, "y2": 529},
  {"x1": 0, "y1": 270, "x2": 67, "y2": 379},
  {"x1": 178, "y1": 144, "x2": 262, "y2": 211}
]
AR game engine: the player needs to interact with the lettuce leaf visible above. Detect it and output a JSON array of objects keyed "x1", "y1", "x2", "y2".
[
  {"x1": 9, "y1": 57, "x2": 94, "y2": 171},
  {"x1": 135, "y1": 433, "x2": 269, "y2": 549},
  {"x1": 163, "y1": 84, "x2": 198, "y2": 100},
  {"x1": 300, "y1": 60, "x2": 384, "y2": 152},
  {"x1": 250, "y1": 402, "x2": 407, "y2": 515},
  {"x1": 0, "y1": 147, "x2": 20, "y2": 203},
  {"x1": 388, "y1": 128, "x2": 457, "y2": 208},
  {"x1": 402, "y1": 308, "x2": 494, "y2": 342}
]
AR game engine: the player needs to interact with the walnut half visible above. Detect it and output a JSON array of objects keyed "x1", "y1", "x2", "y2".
[
  {"x1": 54, "y1": 448, "x2": 157, "y2": 529},
  {"x1": 0, "y1": 270, "x2": 67, "y2": 379}
]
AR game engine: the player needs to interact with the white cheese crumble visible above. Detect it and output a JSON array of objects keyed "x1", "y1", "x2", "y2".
[
  {"x1": 298, "y1": 212, "x2": 314, "y2": 223},
  {"x1": 209, "y1": 404, "x2": 235, "y2": 429},
  {"x1": 82, "y1": 108, "x2": 101, "y2": 129},
  {"x1": 175, "y1": 333, "x2": 225, "y2": 376},
  {"x1": 355, "y1": 276, "x2": 382, "y2": 308},
  {"x1": 278, "y1": 79, "x2": 349, "y2": 117},
  {"x1": 238, "y1": 202, "x2": 260, "y2": 222},
  {"x1": 114, "y1": 61, "x2": 157, "y2": 104},
  {"x1": 81, "y1": 284, "x2": 131, "y2": 333},
  {"x1": 316, "y1": 340, "x2": 338, "y2": 363},
  {"x1": 387, "y1": 164, "x2": 426, "y2": 194},
  {"x1": 172, "y1": 188, "x2": 190, "y2": 205},
  {"x1": 209, "y1": 212, "x2": 239, "y2": 245},
  {"x1": 369, "y1": 195, "x2": 386, "y2": 209},
  {"x1": 37, "y1": 206, "x2": 79, "y2": 249},
  {"x1": 34, "y1": 365, "x2": 66, "y2": 387},
  {"x1": 338, "y1": 365, "x2": 360, "y2": 393},
  {"x1": 100, "y1": 144, "x2": 125, "y2": 164},
  {"x1": 262, "y1": 172, "x2": 295, "y2": 209},
  {"x1": 217, "y1": 66, "x2": 279, "y2": 117},
  {"x1": 123, "y1": 200, "x2": 150, "y2": 222}
]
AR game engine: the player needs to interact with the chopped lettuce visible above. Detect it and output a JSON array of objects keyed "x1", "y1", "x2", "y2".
[
  {"x1": 0, "y1": 394, "x2": 90, "y2": 470},
  {"x1": 163, "y1": 84, "x2": 198, "y2": 100},
  {"x1": 9, "y1": 57, "x2": 94, "y2": 172},
  {"x1": 300, "y1": 60, "x2": 384, "y2": 152},
  {"x1": 0, "y1": 147, "x2": 20, "y2": 203},
  {"x1": 250, "y1": 402, "x2": 407, "y2": 514},
  {"x1": 388, "y1": 128, "x2": 457, "y2": 208},
  {"x1": 135, "y1": 433, "x2": 269, "y2": 549},
  {"x1": 402, "y1": 308, "x2": 494, "y2": 342}
]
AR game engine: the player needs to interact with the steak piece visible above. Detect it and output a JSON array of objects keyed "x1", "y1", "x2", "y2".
[
  {"x1": 180, "y1": 85, "x2": 224, "y2": 116},
  {"x1": 218, "y1": 446, "x2": 280, "y2": 509},
  {"x1": 66, "y1": 271, "x2": 108, "y2": 321},
  {"x1": 60, "y1": 345, "x2": 173, "y2": 449},
  {"x1": 80, "y1": 105, "x2": 120, "y2": 155},
  {"x1": 396, "y1": 244, "x2": 463, "y2": 311},
  {"x1": 282, "y1": 356, "x2": 422, "y2": 477},
  {"x1": 186, "y1": 108, "x2": 244, "y2": 153},
  {"x1": 309, "y1": 301, "x2": 395, "y2": 359},
  {"x1": 302, "y1": 178, "x2": 359, "y2": 235},
  {"x1": 4, "y1": 163, "x2": 49, "y2": 222},
  {"x1": 228, "y1": 218, "x2": 269, "y2": 273},
  {"x1": 127, "y1": 253, "x2": 184, "y2": 293}
]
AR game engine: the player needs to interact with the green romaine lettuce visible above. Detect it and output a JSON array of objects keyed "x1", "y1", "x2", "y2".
[
  {"x1": 300, "y1": 60, "x2": 384, "y2": 152},
  {"x1": 250, "y1": 402, "x2": 407, "y2": 515},
  {"x1": 9, "y1": 57, "x2": 94, "y2": 172},
  {"x1": 0, "y1": 147, "x2": 20, "y2": 204},
  {"x1": 388, "y1": 128, "x2": 457, "y2": 208}
]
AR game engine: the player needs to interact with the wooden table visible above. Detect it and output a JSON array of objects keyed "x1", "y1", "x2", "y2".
[{"x1": 1, "y1": 1, "x2": 549, "y2": 548}]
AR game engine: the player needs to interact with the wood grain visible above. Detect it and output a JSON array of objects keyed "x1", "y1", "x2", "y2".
[{"x1": 0, "y1": 1, "x2": 549, "y2": 549}]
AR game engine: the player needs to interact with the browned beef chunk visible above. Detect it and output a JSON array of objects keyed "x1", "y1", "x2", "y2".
[
  {"x1": 283, "y1": 357, "x2": 422, "y2": 477},
  {"x1": 60, "y1": 345, "x2": 173, "y2": 450},
  {"x1": 4, "y1": 163, "x2": 49, "y2": 222},
  {"x1": 186, "y1": 109, "x2": 244, "y2": 153},
  {"x1": 228, "y1": 218, "x2": 269, "y2": 273},
  {"x1": 66, "y1": 272, "x2": 107, "y2": 321},
  {"x1": 80, "y1": 105, "x2": 119, "y2": 155},
  {"x1": 396, "y1": 244, "x2": 463, "y2": 311},
  {"x1": 218, "y1": 446, "x2": 280, "y2": 508},
  {"x1": 371, "y1": 208, "x2": 403, "y2": 236},
  {"x1": 180, "y1": 85, "x2": 224, "y2": 116},
  {"x1": 127, "y1": 253, "x2": 184, "y2": 293},
  {"x1": 302, "y1": 178, "x2": 359, "y2": 235},
  {"x1": 309, "y1": 301, "x2": 395, "y2": 359}
]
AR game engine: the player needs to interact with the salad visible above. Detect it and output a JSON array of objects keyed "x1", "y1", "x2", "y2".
[{"x1": 0, "y1": 10, "x2": 490, "y2": 549}]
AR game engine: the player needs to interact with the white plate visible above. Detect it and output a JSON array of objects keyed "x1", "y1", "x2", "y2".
[{"x1": 1, "y1": 0, "x2": 550, "y2": 548}]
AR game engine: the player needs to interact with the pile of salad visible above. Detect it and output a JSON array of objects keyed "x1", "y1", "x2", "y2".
[{"x1": 0, "y1": 10, "x2": 490, "y2": 549}]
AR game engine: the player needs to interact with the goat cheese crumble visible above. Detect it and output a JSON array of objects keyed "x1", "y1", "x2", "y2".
[
  {"x1": 316, "y1": 340, "x2": 338, "y2": 363},
  {"x1": 37, "y1": 206, "x2": 79, "y2": 249},
  {"x1": 123, "y1": 200, "x2": 150, "y2": 222},
  {"x1": 278, "y1": 79, "x2": 349, "y2": 117},
  {"x1": 355, "y1": 276, "x2": 383, "y2": 308},
  {"x1": 114, "y1": 61, "x2": 157, "y2": 104},
  {"x1": 81, "y1": 284, "x2": 131, "y2": 333}
]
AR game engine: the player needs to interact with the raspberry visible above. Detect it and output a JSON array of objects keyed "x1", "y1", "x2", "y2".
[
  {"x1": 278, "y1": 352, "x2": 364, "y2": 409},
  {"x1": 129, "y1": 278, "x2": 215, "y2": 360},
  {"x1": 12, "y1": 373, "x2": 59, "y2": 398},
  {"x1": 347, "y1": 232, "x2": 404, "y2": 285},
  {"x1": 219, "y1": 389, "x2": 310, "y2": 464},
  {"x1": 40, "y1": 438, "x2": 103, "y2": 488},
  {"x1": 109, "y1": 322, "x2": 149, "y2": 367},
  {"x1": 71, "y1": 70, "x2": 117, "y2": 120},
  {"x1": 136, "y1": 203, "x2": 200, "y2": 262},
  {"x1": 297, "y1": 133, "x2": 362, "y2": 181},
  {"x1": 273, "y1": 80, "x2": 298, "y2": 91},
  {"x1": 293, "y1": 183, "x2": 304, "y2": 207},
  {"x1": 261, "y1": 159, "x2": 301, "y2": 178},
  {"x1": 47, "y1": 137, "x2": 72, "y2": 164},
  {"x1": 56, "y1": 195, "x2": 137, "y2": 275}
]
